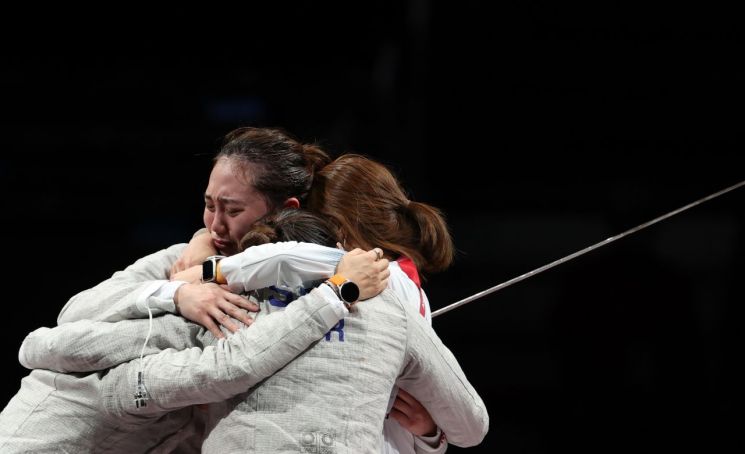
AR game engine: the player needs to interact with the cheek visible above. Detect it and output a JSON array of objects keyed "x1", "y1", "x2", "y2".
[
  {"x1": 203, "y1": 210, "x2": 213, "y2": 230},
  {"x1": 229, "y1": 212, "x2": 264, "y2": 241}
]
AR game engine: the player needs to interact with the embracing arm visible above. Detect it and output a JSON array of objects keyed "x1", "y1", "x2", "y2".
[
  {"x1": 101, "y1": 285, "x2": 347, "y2": 417},
  {"x1": 31, "y1": 247, "x2": 388, "y2": 374},
  {"x1": 57, "y1": 243, "x2": 188, "y2": 324},
  {"x1": 217, "y1": 241, "x2": 342, "y2": 293},
  {"x1": 57, "y1": 241, "x2": 337, "y2": 332},
  {"x1": 19, "y1": 315, "x2": 204, "y2": 373},
  {"x1": 398, "y1": 310, "x2": 489, "y2": 448},
  {"x1": 173, "y1": 243, "x2": 383, "y2": 338},
  {"x1": 221, "y1": 244, "x2": 387, "y2": 301}
]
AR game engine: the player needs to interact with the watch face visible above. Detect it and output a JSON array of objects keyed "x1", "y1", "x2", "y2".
[
  {"x1": 339, "y1": 281, "x2": 360, "y2": 303},
  {"x1": 202, "y1": 259, "x2": 216, "y2": 282}
]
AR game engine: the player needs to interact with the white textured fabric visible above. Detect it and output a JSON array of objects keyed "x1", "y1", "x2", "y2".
[
  {"x1": 57, "y1": 243, "x2": 189, "y2": 324},
  {"x1": 101, "y1": 287, "x2": 346, "y2": 415},
  {"x1": 2, "y1": 243, "x2": 347, "y2": 453},
  {"x1": 146, "y1": 279, "x2": 189, "y2": 311},
  {"x1": 2, "y1": 288, "x2": 345, "y2": 453},
  {"x1": 198, "y1": 282, "x2": 487, "y2": 453},
  {"x1": 19, "y1": 315, "x2": 203, "y2": 373},
  {"x1": 56, "y1": 242, "x2": 345, "y2": 325},
  {"x1": 220, "y1": 241, "x2": 344, "y2": 294},
  {"x1": 384, "y1": 421, "x2": 447, "y2": 454},
  {"x1": 381, "y1": 263, "x2": 446, "y2": 454},
  {"x1": 15, "y1": 242, "x2": 481, "y2": 452},
  {"x1": 0, "y1": 366, "x2": 198, "y2": 453}
]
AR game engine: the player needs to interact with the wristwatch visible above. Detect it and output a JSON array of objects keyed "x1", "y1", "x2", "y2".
[
  {"x1": 323, "y1": 274, "x2": 360, "y2": 309},
  {"x1": 201, "y1": 255, "x2": 226, "y2": 284}
]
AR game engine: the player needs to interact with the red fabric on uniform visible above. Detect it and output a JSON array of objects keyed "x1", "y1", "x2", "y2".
[{"x1": 396, "y1": 257, "x2": 425, "y2": 317}]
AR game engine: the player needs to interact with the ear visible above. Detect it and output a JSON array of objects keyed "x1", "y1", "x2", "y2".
[{"x1": 283, "y1": 197, "x2": 300, "y2": 209}]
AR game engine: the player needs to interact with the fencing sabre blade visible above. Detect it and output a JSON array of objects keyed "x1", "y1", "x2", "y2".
[{"x1": 432, "y1": 179, "x2": 745, "y2": 318}]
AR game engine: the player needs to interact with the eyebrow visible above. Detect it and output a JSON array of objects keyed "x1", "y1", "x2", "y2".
[{"x1": 204, "y1": 194, "x2": 244, "y2": 205}]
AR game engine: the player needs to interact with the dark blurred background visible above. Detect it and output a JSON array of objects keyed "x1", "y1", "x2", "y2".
[{"x1": 1, "y1": 2, "x2": 743, "y2": 452}]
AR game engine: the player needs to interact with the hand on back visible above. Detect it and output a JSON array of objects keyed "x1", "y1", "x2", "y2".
[
  {"x1": 174, "y1": 282, "x2": 259, "y2": 339},
  {"x1": 336, "y1": 248, "x2": 390, "y2": 300}
]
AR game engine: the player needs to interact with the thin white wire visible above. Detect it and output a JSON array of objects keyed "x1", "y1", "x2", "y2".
[
  {"x1": 138, "y1": 304, "x2": 154, "y2": 373},
  {"x1": 432, "y1": 179, "x2": 745, "y2": 318}
]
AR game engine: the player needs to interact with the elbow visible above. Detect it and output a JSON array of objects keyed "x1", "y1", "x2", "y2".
[
  {"x1": 474, "y1": 409, "x2": 490, "y2": 446},
  {"x1": 465, "y1": 410, "x2": 490, "y2": 447},
  {"x1": 447, "y1": 405, "x2": 489, "y2": 448}
]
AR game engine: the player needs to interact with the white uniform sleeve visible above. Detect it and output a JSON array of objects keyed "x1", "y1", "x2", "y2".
[
  {"x1": 220, "y1": 241, "x2": 343, "y2": 293},
  {"x1": 414, "y1": 428, "x2": 448, "y2": 453},
  {"x1": 384, "y1": 266, "x2": 446, "y2": 454},
  {"x1": 381, "y1": 418, "x2": 448, "y2": 454},
  {"x1": 101, "y1": 286, "x2": 346, "y2": 417},
  {"x1": 57, "y1": 242, "x2": 342, "y2": 325},
  {"x1": 19, "y1": 315, "x2": 203, "y2": 373},
  {"x1": 22, "y1": 285, "x2": 346, "y2": 375},
  {"x1": 397, "y1": 307, "x2": 489, "y2": 448},
  {"x1": 57, "y1": 243, "x2": 188, "y2": 324}
]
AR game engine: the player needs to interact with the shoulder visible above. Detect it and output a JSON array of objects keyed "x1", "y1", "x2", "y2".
[
  {"x1": 138, "y1": 243, "x2": 188, "y2": 261},
  {"x1": 165, "y1": 243, "x2": 189, "y2": 256},
  {"x1": 123, "y1": 243, "x2": 187, "y2": 271},
  {"x1": 387, "y1": 263, "x2": 422, "y2": 310}
]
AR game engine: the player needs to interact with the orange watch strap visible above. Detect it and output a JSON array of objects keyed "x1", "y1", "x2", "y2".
[
  {"x1": 328, "y1": 274, "x2": 347, "y2": 286},
  {"x1": 216, "y1": 261, "x2": 227, "y2": 285}
]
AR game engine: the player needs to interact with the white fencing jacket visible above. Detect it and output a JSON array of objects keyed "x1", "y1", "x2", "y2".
[{"x1": 5, "y1": 242, "x2": 486, "y2": 452}]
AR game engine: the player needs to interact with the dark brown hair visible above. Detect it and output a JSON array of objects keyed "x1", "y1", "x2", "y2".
[
  {"x1": 216, "y1": 127, "x2": 331, "y2": 210},
  {"x1": 239, "y1": 209, "x2": 337, "y2": 251},
  {"x1": 308, "y1": 154, "x2": 454, "y2": 276}
]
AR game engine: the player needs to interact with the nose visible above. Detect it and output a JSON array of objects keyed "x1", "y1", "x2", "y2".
[{"x1": 210, "y1": 212, "x2": 228, "y2": 236}]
